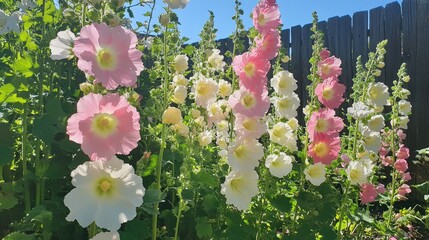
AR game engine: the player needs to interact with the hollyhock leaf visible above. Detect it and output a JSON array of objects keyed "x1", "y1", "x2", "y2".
[
  {"x1": 33, "y1": 100, "x2": 66, "y2": 143},
  {"x1": 356, "y1": 212, "x2": 375, "y2": 223},
  {"x1": 0, "y1": 84, "x2": 26, "y2": 104},
  {"x1": 0, "y1": 146, "x2": 13, "y2": 166},
  {"x1": 319, "y1": 227, "x2": 337, "y2": 239},
  {"x1": 137, "y1": 154, "x2": 157, "y2": 177},
  {"x1": 268, "y1": 195, "x2": 292, "y2": 212},
  {"x1": 203, "y1": 194, "x2": 218, "y2": 212},
  {"x1": 195, "y1": 217, "x2": 213, "y2": 238},
  {"x1": 120, "y1": 219, "x2": 151, "y2": 240},
  {"x1": 3, "y1": 232, "x2": 34, "y2": 240},
  {"x1": 191, "y1": 171, "x2": 218, "y2": 187},
  {"x1": 0, "y1": 191, "x2": 18, "y2": 210}
]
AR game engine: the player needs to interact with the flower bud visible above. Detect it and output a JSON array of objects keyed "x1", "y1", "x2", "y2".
[
  {"x1": 191, "y1": 109, "x2": 201, "y2": 118},
  {"x1": 373, "y1": 69, "x2": 381, "y2": 77},
  {"x1": 159, "y1": 14, "x2": 170, "y2": 27},
  {"x1": 377, "y1": 62, "x2": 385, "y2": 68},
  {"x1": 403, "y1": 75, "x2": 410, "y2": 83},
  {"x1": 79, "y1": 83, "x2": 94, "y2": 95}
]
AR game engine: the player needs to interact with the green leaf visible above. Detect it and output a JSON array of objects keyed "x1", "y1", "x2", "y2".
[
  {"x1": 32, "y1": 99, "x2": 66, "y2": 143},
  {"x1": 4, "y1": 232, "x2": 34, "y2": 240},
  {"x1": 190, "y1": 170, "x2": 218, "y2": 187},
  {"x1": 0, "y1": 146, "x2": 13, "y2": 166},
  {"x1": 0, "y1": 84, "x2": 26, "y2": 103},
  {"x1": 202, "y1": 194, "x2": 218, "y2": 212},
  {"x1": 0, "y1": 191, "x2": 18, "y2": 210},
  {"x1": 268, "y1": 195, "x2": 292, "y2": 213},
  {"x1": 13, "y1": 55, "x2": 33, "y2": 77},
  {"x1": 195, "y1": 217, "x2": 212, "y2": 238},
  {"x1": 120, "y1": 219, "x2": 151, "y2": 240},
  {"x1": 137, "y1": 154, "x2": 157, "y2": 177}
]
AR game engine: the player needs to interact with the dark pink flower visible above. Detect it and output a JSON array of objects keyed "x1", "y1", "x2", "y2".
[
  {"x1": 308, "y1": 134, "x2": 341, "y2": 165},
  {"x1": 394, "y1": 159, "x2": 408, "y2": 173},
  {"x1": 381, "y1": 156, "x2": 393, "y2": 166},
  {"x1": 320, "y1": 49, "x2": 330, "y2": 60},
  {"x1": 360, "y1": 183, "x2": 378, "y2": 204},
  {"x1": 396, "y1": 145, "x2": 410, "y2": 159},
  {"x1": 379, "y1": 147, "x2": 389, "y2": 158},
  {"x1": 401, "y1": 172, "x2": 412, "y2": 182},
  {"x1": 376, "y1": 184, "x2": 386, "y2": 194}
]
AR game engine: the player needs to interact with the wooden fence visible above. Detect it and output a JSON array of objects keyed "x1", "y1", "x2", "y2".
[{"x1": 215, "y1": 0, "x2": 429, "y2": 156}]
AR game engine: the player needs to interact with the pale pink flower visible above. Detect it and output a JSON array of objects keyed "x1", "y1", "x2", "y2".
[
  {"x1": 308, "y1": 134, "x2": 341, "y2": 165},
  {"x1": 379, "y1": 147, "x2": 389, "y2": 158},
  {"x1": 73, "y1": 23, "x2": 144, "y2": 90},
  {"x1": 229, "y1": 87, "x2": 270, "y2": 118},
  {"x1": 234, "y1": 113, "x2": 267, "y2": 139},
  {"x1": 320, "y1": 49, "x2": 330, "y2": 60},
  {"x1": 396, "y1": 145, "x2": 410, "y2": 159},
  {"x1": 401, "y1": 172, "x2": 412, "y2": 182},
  {"x1": 381, "y1": 156, "x2": 393, "y2": 166},
  {"x1": 341, "y1": 153, "x2": 350, "y2": 168},
  {"x1": 315, "y1": 77, "x2": 346, "y2": 109},
  {"x1": 252, "y1": 1, "x2": 281, "y2": 33},
  {"x1": 232, "y1": 51, "x2": 270, "y2": 92},
  {"x1": 67, "y1": 93, "x2": 140, "y2": 161},
  {"x1": 360, "y1": 183, "x2": 377, "y2": 204},
  {"x1": 398, "y1": 184, "x2": 411, "y2": 197},
  {"x1": 394, "y1": 159, "x2": 408, "y2": 173},
  {"x1": 397, "y1": 129, "x2": 406, "y2": 140},
  {"x1": 376, "y1": 183, "x2": 386, "y2": 194},
  {"x1": 254, "y1": 29, "x2": 281, "y2": 60},
  {"x1": 262, "y1": 0, "x2": 277, "y2": 6},
  {"x1": 317, "y1": 55, "x2": 342, "y2": 79},
  {"x1": 307, "y1": 108, "x2": 343, "y2": 141}
]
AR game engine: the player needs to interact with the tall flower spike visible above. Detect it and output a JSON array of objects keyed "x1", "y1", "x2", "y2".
[{"x1": 73, "y1": 23, "x2": 144, "y2": 90}]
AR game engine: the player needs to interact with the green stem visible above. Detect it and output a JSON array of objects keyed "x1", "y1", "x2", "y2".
[
  {"x1": 151, "y1": 23, "x2": 169, "y2": 240},
  {"x1": 144, "y1": 0, "x2": 156, "y2": 40},
  {"x1": 0, "y1": 166, "x2": 3, "y2": 182},
  {"x1": 22, "y1": 103, "x2": 30, "y2": 213},
  {"x1": 173, "y1": 198, "x2": 184, "y2": 240},
  {"x1": 81, "y1": 3, "x2": 87, "y2": 27},
  {"x1": 291, "y1": 173, "x2": 305, "y2": 231},
  {"x1": 255, "y1": 197, "x2": 265, "y2": 240},
  {"x1": 337, "y1": 181, "x2": 350, "y2": 240}
]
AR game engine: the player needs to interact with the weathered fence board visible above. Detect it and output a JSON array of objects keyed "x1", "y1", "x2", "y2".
[
  {"x1": 352, "y1": 11, "x2": 368, "y2": 74},
  {"x1": 337, "y1": 15, "x2": 353, "y2": 96},
  {"x1": 384, "y1": 2, "x2": 402, "y2": 87},
  {"x1": 370, "y1": 7, "x2": 386, "y2": 84}
]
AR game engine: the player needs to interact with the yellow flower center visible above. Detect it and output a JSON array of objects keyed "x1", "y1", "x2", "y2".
[
  {"x1": 272, "y1": 126, "x2": 285, "y2": 138},
  {"x1": 278, "y1": 79, "x2": 287, "y2": 89},
  {"x1": 322, "y1": 87, "x2": 334, "y2": 100},
  {"x1": 234, "y1": 144, "x2": 246, "y2": 159},
  {"x1": 197, "y1": 83, "x2": 208, "y2": 96},
  {"x1": 97, "y1": 48, "x2": 116, "y2": 69},
  {"x1": 243, "y1": 119, "x2": 255, "y2": 131},
  {"x1": 99, "y1": 180, "x2": 112, "y2": 192},
  {"x1": 321, "y1": 64, "x2": 331, "y2": 75},
  {"x1": 315, "y1": 119, "x2": 329, "y2": 132},
  {"x1": 241, "y1": 93, "x2": 256, "y2": 109},
  {"x1": 96, "y1": 177, "x2": 115, "y2": 196},
  {"x1": 271, "y1": 159, "x2": 281, "y2": 167},
  {"x1": 369, "y1": 87, "x2": 379, "y2": 99},
  {"x1": 308, "y1": 165, "x2": 322, "y2": 178},
  {"x1": 244, "y1": 63, "x2": 256, "y2": 78},
  {"x1": 313, "y1": 142, "x2": 329, "y2": 157},
  {"x1": 230, "y1": 178, "x2": 242, "y2": 193},
  {"x1": 278, "y1": 98, "x2": 290, "y2": 109},
  {"x1": 91, "y1": 113, "x2": 118, "y2": 138},
  {"x1": 258, "y1": 13, "x2": 266, "y2": 25},
  {"x1": 349, "y1": 169, "x2": 360, "y2": 182}
]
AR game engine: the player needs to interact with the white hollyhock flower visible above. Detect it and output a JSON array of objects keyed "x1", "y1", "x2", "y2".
[
  {"x1": 347, "y1": 101, "x2": 372, "y2": 119},
  {"x1": 198, "y1": 130, "x2": 213, "y2": 147},
  {"x1": 208, "y1": 49, "x2": 226, "y2": 71},
  {"x1": 191, "y1": 74, "x2": 218, "y2": 107},
  {"x1": 234, "y1": 114, "x2": 267, "y2": 139},
  {"x1": 172, "y1": 85, "x2": 187, "y2": 104},
  {"x1": 359, "y1": 157, "x2": 374, "y2": 177},
  {"x1": 272, "y1": 93, "x2": 300, "y2": 119},
  {"x1": 172, "y1": 74, "x2": 188, "y2": 86},
  {"x1": 221, "y1": 170, "x2": 259, "y2": 211},
  {"x1": 164, "y1": 0, "x2": 189, "y2": 9},
  {"x1": 398, "y1": 100, "x2": 411, "y2": 116},
  {"x1": 269, "y1": 122, "x2": 297, "y2": 151},
  {"x1": 218, "y1": 79, "x2": 232, "y2": 98},
  {"x1": 362, "y1": 127, "x2": 382, "y2": 152},
  {"x1": 50, "y1": 29, "x2": 76, "y2": 60},
  {"x1": 265, "y1": 152, "x2": 294, "y2": 178},
  {"x1": 304, "y1": 163, "x2": 326, "y2": 186},
  {"x1": 170, "y1": 122, "x2": 189, "y2": 137},
  {"x1": 64, "y1": 156, "x2": 145, "y2": 231},
  {"x1": 395, "y1": 116, "x2": 409, "y2": 129},
  {"x1": 367, "y1": 114, "x2": 385, "y2": 132},
  {"x1": 270, "y1": 70, "x2": 297, "y2": 96},
  {"x1": 227, "y1": 138, "x2": 264, "y2": 171},
  {"x1": 346, "y1": 161, "x2": 368, "y2": 185},
  {"x1": 90, "y1": 231, "x2": 120, "y2": 240},
  {"x1": 207, "y1": 101, "x2": 226, "y2": 123},
  {"x1": 0, "y1": 11, "x2": 20, "y2": 35},
  {"x1": 287, "y1": 118, "x2": 299, "y2": 131},
  {"x1": 19, "y1": 0, "x2": 37, "y2": 11},
  {"x1": 173, "y1": 54, "x2": 189, "y2": 73},
  {"x1": 367, "y1": 82, "x2": 389, "y2": 107}
]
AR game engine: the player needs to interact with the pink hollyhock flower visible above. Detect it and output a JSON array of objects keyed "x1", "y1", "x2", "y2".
[
  {"x1": 252, "y1": 1, "x2": 281, "y2": 33},
  {"x1": 262, "y1": 0, "x2": 277, "y2": 6},
  {"x1": 308, "y1": 134, "x2": 340, "y2": 165},
  {"x1": 397, "y1": 129, "x2": 406, "y2": 140},
  {"x1": 394, "y1": 159, "x2": 408, "y2": 173},
  {"x1": 360, "y1": 183, "x2": 378, "y2": 204},
  {"x1": 73, "y1": 23, "x2": 144, "y2": 90},
  {"x1": 381, "y1": 156, "x2": 393, "y2": 166},
  {"x1": 229, "y1": 87, "x2": 270, "y2": 118},
  {"x1": 254, "y1": 29, "x2": 281, "y2": 61},
  {"x1": 315, "y1": 77, "x2": 346, "y2": 109},
  {"x1": 379, "y1": 147, "x2": 389, "y2": 158},
  {"x1": 341, "y1": 154, "x2": 351, "y2": 168},
  {"x1": 396, "y1": 145, "x2": 410, "y2": 159},
  {"x1": 398, "y1": 184, "x2": 411, "y2": 197},
  {"x1": 376, "y1": 183, "x2": 386, "y2": 194},
  {"x1": 317, "y1": 55, "x2": 342, "y2": 79},
  {"x1": 320, "y1": 49, "x2": 330, "y2": 60},
  {"x1": 67, "y1": 93, "x2": 141, "y2": 161},
  {"x1": 307, "y1": 108, "x2": 344, "y2": 141},
  {"x1": 232, "y1": 51, "x2": 270, "y2": 92},
  {"x1": 401, "y1": 172, "x2": 412, "y2": 181}
]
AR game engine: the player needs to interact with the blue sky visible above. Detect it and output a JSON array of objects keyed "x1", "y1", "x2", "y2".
[{"x1": 130, "y1": 0, "x2": 399, "y2": 43}]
